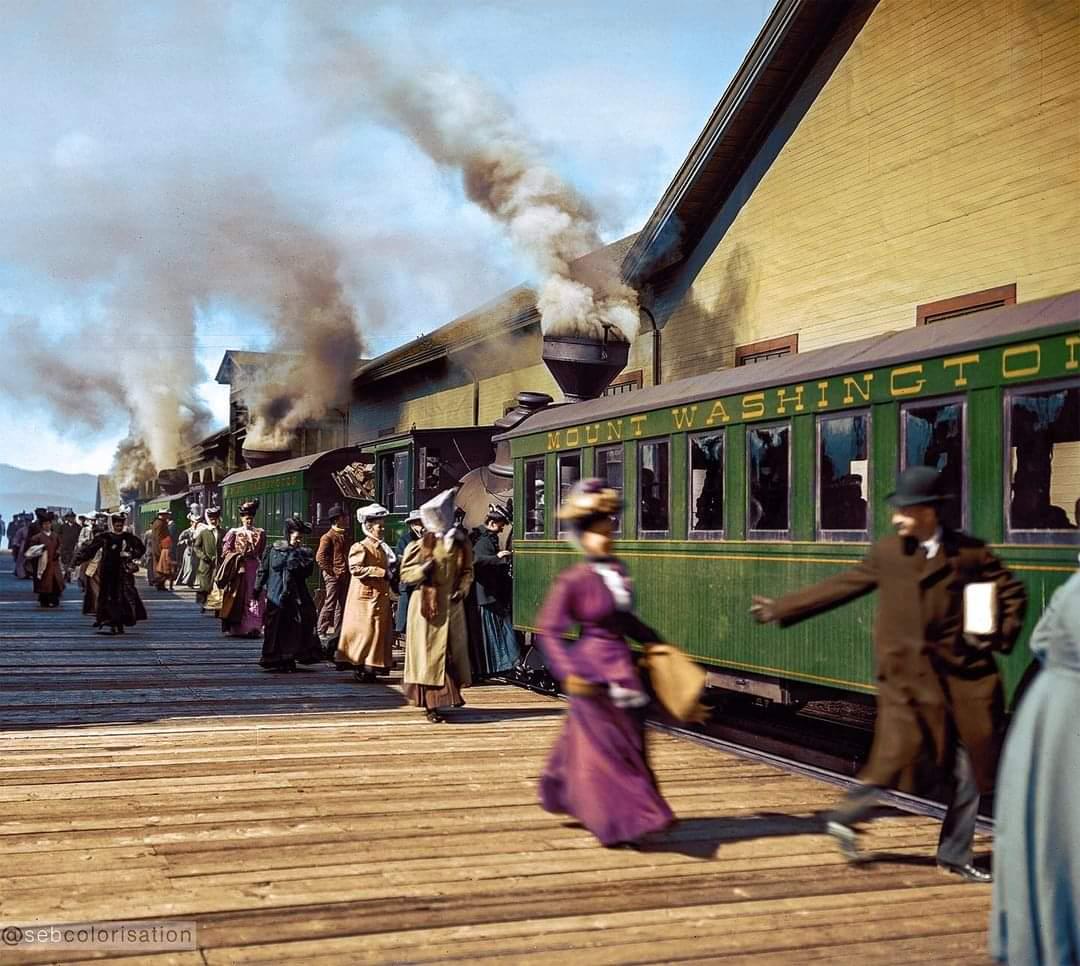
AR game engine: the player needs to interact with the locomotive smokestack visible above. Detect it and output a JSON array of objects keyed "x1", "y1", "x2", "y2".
[{"x1": 541, "y1": 325, "x2": 629, "y2": 402}]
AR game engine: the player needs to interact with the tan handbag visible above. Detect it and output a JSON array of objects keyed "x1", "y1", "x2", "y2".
[{"x1": 641, "y1": 643, "x2": 709, "y2": 723}]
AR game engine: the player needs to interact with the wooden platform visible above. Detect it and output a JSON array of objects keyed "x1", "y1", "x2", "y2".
[{"x1": 0, "y1": 562, "x2": 994, "y2": 964}]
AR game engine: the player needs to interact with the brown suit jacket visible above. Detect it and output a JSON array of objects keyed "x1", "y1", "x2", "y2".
[
  {"x1": 315, "y1": 528, "x2": 349, "y2": 579},
  {"x1": 771, "y1": 530, "x2": 1027, "y2": 792}
]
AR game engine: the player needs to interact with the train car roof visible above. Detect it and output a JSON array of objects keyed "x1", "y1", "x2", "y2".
[
  {"x1": 355, "y1": 426, "x2": 496, "y2": 449},
  {"x1": 499, "y1": 290, "x2": 1080, "y2": 440},
  {"x1": 220, "y1": 447, "x2": 367, "y2": 487},
  {"x1": 140, "y1": 491, "x2": 194, "y2": 510}
]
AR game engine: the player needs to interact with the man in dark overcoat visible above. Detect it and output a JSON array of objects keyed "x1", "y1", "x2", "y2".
[{"x1": 751, "y1": 466, "x2": 1027, "y2": 883}]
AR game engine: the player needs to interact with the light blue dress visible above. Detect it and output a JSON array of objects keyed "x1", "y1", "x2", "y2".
[{"x1": 991, "y1": 569, "x2": 1080, "y2": 964}]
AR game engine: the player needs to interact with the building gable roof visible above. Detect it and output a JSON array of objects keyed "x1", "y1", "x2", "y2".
[{"x1": 623, "y1": 0, "x2": 875, "y2": 285}]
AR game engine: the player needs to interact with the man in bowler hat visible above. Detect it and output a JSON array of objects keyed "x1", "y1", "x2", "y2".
[{"x1": 751, "y1": 466, "x2": 1027, "y2": 882}]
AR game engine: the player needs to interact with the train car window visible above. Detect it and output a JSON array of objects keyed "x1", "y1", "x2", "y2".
[
  {"x1": 901, "y1": 398, "x2": 965, "y2": 530},
  {"x1": 596, "y1": 446, "x2": 624, "y2": 535},
  {"x1": 557, "y1": 452, "x2": 582, "y2": 535},
  {"x1": 1005, "y1": 381, "x2": 1080, "y2": 543},
  {"x1": 524, "y1": 458, "x2": 546, "y2": 537},
  {"x1": 639, "y1": 440, "x2": 670, "y2": 536},
  {"x1": 689, "y1": 431, "x2": 724, "y2": 538},
  {"x1": 416, "y1": 447, "x2": 439, "y2": 495},
  {"x1": 393, "y1": 450, "x2": 410, "y2": 510},
  {"x1": 817, "y1": 412, "x2": 870, "y2": 541},
  {"x1": 747, "y1": 423, "x2": 791, "y2": 539}
]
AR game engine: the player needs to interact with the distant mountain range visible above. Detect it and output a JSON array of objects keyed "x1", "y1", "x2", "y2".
[{"x1": 0, "y1": 464, "x2": 98, "y2": 534}]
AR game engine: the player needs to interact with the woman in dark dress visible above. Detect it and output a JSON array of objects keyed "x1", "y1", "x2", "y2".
[
  {"x1": 74, "y1": 514, "x2": 147, "y2": 634},
  {"x1": 27, "y1": 512, "x2": 64, "y2": 607},
  {"x1": 535, "y1": 478, "x2": 675, "y2": 848},
  {"x1": 472, "y1": 503, "x2": 522, "y2": 676},
  {"x1": 255, "y1": 516, "x2": 324, "y2": 672}
]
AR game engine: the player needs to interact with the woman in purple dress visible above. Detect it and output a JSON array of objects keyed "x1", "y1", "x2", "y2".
[
  {"x1": 221, "y1": 500, "x2": 267, "y2": 638},
  {"x1": 536, "y1": 478, "x2": 675, "y2": 848}
]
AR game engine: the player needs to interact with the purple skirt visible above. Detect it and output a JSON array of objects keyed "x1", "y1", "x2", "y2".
[
  {"x1": 539, "y1": 695, "x2": 674, "y2": 846},
  {"x1": 227, "y1": 558, "x2": 265, "y2": 636}
]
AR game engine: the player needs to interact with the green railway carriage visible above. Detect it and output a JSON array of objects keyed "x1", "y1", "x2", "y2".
[
  {"x1": 503, "y1": 292, "x2": 1080, "y2": 707},
  {"x1": 219, "y1": 448, "x2": 375, "y2": 546},
  {"x1": 360, "y1": 427, "x2": 499, "y2": 544},
  {"x1": 137, "y1": 493, "x2": 194, "y2": 537}
]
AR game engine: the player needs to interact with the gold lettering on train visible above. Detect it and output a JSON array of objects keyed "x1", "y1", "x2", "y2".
[
  {"x1": 775, "y1": 385, "x2": 805, "y2": 414},
  {"x1": 816, "y1": 381, "x2": 830, "y2": 409},
  {"x1": 842, "y1": 373, "x2": 873, "y2": 404},
  {"x1": 1066, "y1": 335, "x2": 1080, "y2": 371},
  {"x1": 1002, "y1": 343, "x2": 1041, "y2": 379},
  {"x1": 704, "y1": 399, "x2": 730, "y2": 425},
  {"x1": 672, "y1": 405, "x2": 698, "y2": 429},
  {"x1": 606, "y1": 420, "x2": 623, "y2": 441},
  {"x1": 547, "y1": 431, "x2": 561, "y2": 450},
  {"x1": 890, "y1": 364, "x2": 925, "y2": 397},
  {"x1": 942, "y1": 353, "x2": 980, "y2": 387},
  {"x1": 564, "y1": 426, "x2": 580, "y2": 447},
  {"x1": 629, "y1": 415, "x2": 647, "y2": 437},
  {"x1": 741, "y1": 392, "x2": 766, "y2": 420},
  {"x1": 585, "y1": 423, "x2": 600, "y2": 445}
]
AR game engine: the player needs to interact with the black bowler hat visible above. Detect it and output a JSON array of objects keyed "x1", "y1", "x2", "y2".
[
  {"x1": 327, "y1": 504, "x2": 346, "y2": 520},
  {"x1": 886, "y1": 466, "x2": 949, "y2": 507}
]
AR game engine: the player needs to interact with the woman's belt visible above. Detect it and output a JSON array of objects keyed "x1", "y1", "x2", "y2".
[{"x1": 563, "y1": 674, "x2": 603, "y2": 697}]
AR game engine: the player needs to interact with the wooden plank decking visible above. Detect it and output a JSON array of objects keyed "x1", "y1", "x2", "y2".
[{"x1": 0, "y1": 562, "x2": 994, "y2": 964}]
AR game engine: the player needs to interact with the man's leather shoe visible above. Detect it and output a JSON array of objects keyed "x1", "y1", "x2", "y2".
[
  {"x1": 938, "y1": 861, "x2": 991, "y2": 883},
  {"x1": 825, "y1": 821, "x2": 865, "y2": 863}
]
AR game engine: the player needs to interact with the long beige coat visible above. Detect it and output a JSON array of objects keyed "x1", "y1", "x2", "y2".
[
  {"x1": 401, "y1": 535, "x2": 474, "y2": 688},
  {"x1": 336, "y1": 537, "x2": 394, "y2": 670}
]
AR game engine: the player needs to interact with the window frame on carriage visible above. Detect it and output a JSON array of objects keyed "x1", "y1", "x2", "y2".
[
  {"x1": 637, "y1": 436, "x2": 671, "y2": 539},
  {"x1": 595, "y1": 444, "x2": 624, "y2": 537},
  {"x1": 899, "y1": 394, "x2": 969, "y2": 533},
  {"x1": 523, "y1": 456, "x2": 547, "y2": 539},
  {"x1": 556, "y1": 450, "x2": 583, "y2": 536},
  {"x1": 688, "y1": 429, "x2": 725, "y2": 540},
  {"x1": 746, "y1": 419, "x2": 793, "y2": 541},
  {"x1": 815, "y1": 409, "x2": 872, "y2": 543},
  {"x1": 1002, "y1": 376, "x2": 1080, "y2": 546}
]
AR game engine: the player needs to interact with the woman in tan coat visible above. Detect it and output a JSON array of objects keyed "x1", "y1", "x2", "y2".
[
  {"x1": 401, "y1": 489, "x2": 473, "y2": 722},
  {"x1": 337, "y1": 503, "x2": 396, "y2": 683}
]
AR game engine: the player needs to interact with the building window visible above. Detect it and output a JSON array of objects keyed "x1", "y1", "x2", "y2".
[
  {"x1": 817, "y1": 412, "x2": 870, "y2": 540},
  {"x1": 603, "y1": 369, "x2": 644, "y2": 396},
  {"x1": 916, "y1": 284, "x2": 1016, "y2": 325},
  {"x1": 901, "y1": 398, "x2": 965, "y2": 531},
  {"x1": 556, "y1": 452, "x2": 581, "y2": 534},
  {"x1": 595, "y1": 446, "x2": 623, "y2": 535},
  {"x1": 747, "y1": 423, "x2": 791, "y2": 538},
  {"x1": 638, "y1": 439, "x2": 670, "y2": 536},
  {"x1": 524, "y1": 458, "x2": 545, "y2": 536},
  {"x1": 1005, "y1": 381, "x2": 1080, "y2": 542},
  {"x1": 689, "y1": 431, "x2": 724, "y2": 538},
  {"x1": 735, "y1": 335, "x2": 798, "y2": 366}
]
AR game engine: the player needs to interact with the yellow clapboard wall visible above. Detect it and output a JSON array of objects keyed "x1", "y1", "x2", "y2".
[{"x1": 661, "y1": 0, "x2": 1080, "y2": 382}]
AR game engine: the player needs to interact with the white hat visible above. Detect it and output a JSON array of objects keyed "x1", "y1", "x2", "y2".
[
  {"x1": 419, "y1": 489, "x2": 457, "y2": 535},
  {"x1": 357, "y1": 503, "x2": 389, "y2": 523}
]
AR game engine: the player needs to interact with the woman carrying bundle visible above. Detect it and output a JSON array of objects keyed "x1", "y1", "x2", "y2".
[{"x1": 255, "y1": 516, "x2": 323, "y2": 672}]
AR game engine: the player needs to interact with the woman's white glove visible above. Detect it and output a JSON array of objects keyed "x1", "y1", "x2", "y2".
[{"x1": 608, "y1": 683, "x2": 649, "y2": 709}]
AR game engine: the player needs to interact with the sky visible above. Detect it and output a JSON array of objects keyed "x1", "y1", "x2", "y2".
[{"x1": 0, "y1": 0, "x2": 774, "y2": 476}]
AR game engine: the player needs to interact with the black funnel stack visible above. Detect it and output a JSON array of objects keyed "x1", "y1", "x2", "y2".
[{"x1": 541, "y1": 326, "x2": 629, "y2": 402}]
